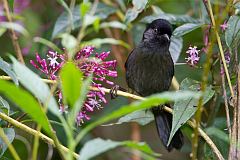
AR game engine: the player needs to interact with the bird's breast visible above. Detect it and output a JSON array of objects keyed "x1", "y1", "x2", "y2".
[{"x1": 126, "y1": 49, "x2": 174, "y2": 97}]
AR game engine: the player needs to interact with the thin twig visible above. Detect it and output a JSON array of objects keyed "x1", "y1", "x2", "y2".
[
  {"x1": 187, "y1": 121, "x2": 224, "y2": 160},
  {"x1": 0, "y1": 112, "x2": 80, "y2": 159},
  {"x1": 32, "y1": 125, "x2": 41, "y2": 160},
  {"x1": 0, "y1": 128, "x2": 21, "y2": 160},
  {"x1": 2, "y1": 0, "x2": 25, "y2": 64},
  {"x1": 0, "y1": 75, "x2": 224, "y2": 159},
  {"x1": 220, "y1": 62, "x2": 231, "y2": 137}
]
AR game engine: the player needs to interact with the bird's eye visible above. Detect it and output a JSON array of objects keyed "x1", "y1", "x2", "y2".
[{"x1": 154, "y1": 28, "x2": 158, "y2": 32}]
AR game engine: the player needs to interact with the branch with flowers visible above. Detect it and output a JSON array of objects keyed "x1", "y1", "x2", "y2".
[{"x1": 0, "y1": 74, "x2": 223, "y2": 160}]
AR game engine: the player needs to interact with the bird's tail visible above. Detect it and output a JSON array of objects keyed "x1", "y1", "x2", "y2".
[{"x1": 152, "y1": 107, "x2": 184, "y2": 151}]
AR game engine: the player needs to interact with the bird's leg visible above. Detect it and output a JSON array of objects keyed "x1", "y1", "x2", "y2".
[{"x1": 110, "y1": 85, "x2": 127, "y2": 99}]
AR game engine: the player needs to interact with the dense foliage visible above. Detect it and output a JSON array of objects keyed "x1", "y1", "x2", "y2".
[{"x1": 0, "y1": 0, "x2": 240, "y2": 160}]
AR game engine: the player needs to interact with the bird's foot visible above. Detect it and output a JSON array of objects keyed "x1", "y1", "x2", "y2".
[
  {"x1": 110, "y1": 85, "x2": 120, "y2": 99},
  {"x1": 110, "y1": 85, "x2": 128, "y2": 99}
]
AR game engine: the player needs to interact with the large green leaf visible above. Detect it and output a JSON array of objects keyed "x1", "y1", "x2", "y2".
[
  {"x1": 0, "y1": 128, "x2": 15, "y2": 158},
  {"x1": 172, "y1": 23, "x2": 203, "y2": 37},
  {"x1": 0, "y1": 80, "x2": 52, "y2": 135},
  {"x1": 0, "y1": 57, "x2": 18, "y2": 85},
  {"x1": 167, "y1": 78, "x2": 215, "y2": 146},
  {"x1": 52, "y1": 3, "x2": 116, "y2": 38},
  {"x1": 75, "y1": 91, "x2": 201, "y2": 143},
  {"x1": 225, "y1": 15, "x2": 240, "y2": 47},
  {"x1": 78, "y1": 138, "x2": 159, "y2": 160},
  {"x1": 11, "y1": 57, "x2": 60, "y2": 116},
  {"x1": 169, "y1": 36, "x2": 183, "y2": 63},
  {"x1": 60, "y1": 62, "x2": 83, "y2": 108}
]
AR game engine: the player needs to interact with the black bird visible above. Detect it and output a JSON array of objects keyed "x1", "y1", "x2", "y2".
[{"x1": 125, "y1": 19, "x2": 183, "y2": 151}]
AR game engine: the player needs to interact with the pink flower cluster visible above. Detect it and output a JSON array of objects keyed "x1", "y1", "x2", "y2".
[
  {"x1": 185, "y1": 46, "x2": 200, "y2": 66},
  {"x1": 30, "y1": 46, "x2": 117, "y2": 125}
]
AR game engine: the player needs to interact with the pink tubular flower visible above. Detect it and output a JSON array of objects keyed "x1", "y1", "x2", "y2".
[
  {"x1": 220, "y1": 21, "x2": 228, "y2": 32},
  {"x1": 202, "y1": 25, "x2": 211, "y2": 53},
  {"x1": 30, "y1": 51, "x2": 64, "y2": 80},
  {"x1": 220, "y1": 51, "x2": 231, "y2": 75},
  {"x1": 30, "y1": 46, "x2": 118, "y2": 125},
  {"x1": 185, "y1": 46, "x2": 200, "y2": 66}
]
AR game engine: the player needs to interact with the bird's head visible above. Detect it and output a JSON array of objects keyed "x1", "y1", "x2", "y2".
[{"x1": 142, "y1": 19, "x2": 172, "y2": 45}]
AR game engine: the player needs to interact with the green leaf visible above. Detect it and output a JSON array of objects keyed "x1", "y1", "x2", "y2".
[
  {"x1": 69, "y1": 75, "x2": 92, "y2": 125},
  {"x1": 81, "y1": 38, "x2": 130, "y2": 49},
  {"x1": 225, "y1": 15, "x2": 240, "y2": 47},
  {"x1": 0, "y1": 80, "x2": 52, "y2": 135},
  {"x1": 151, "y1": 5, "x2": 164, "y2": 14},
  {"x1": 125, "y1": 8, "x2": 140, "y2": 24},
  {"x1": 100, "y1": 21, "x2": 127, "y2": 30},
  {"x1": 172, "y1": 23, "x2": 203, "y2": 37},
  {"x1": 123, "y1": 141, "x2": 160, "y2": 157},
  {"x1": 131, "y1": 24, "x2": 145, "y2": 45},
  {"x1": 10, "y1": 56, "x2": 60, "y2": 116},
  {"x1": 167, "y1": 78, "x2": 215, "y2": 146},
  {"x1": 141, "y1": 14, "x2": 201, "y2": 25},
  {"x1": 113, "y1": 110, "x2": 154, "y2": 126},
  {"x1": 0, "y1": 22, "x2": 29, "y2": 36},
  {"x1": 79, "y1": 138, "x2": 159, "y2": 160},
  {"x1": 52, "y1": 3, "x2": 116, "y2": 38},
  {"x1": 80, "y1": 2, "x2": 91, "y2": 18},
  {"x1": 0, "y1": 96, "x2": 10, "y2": 116},
  {"x1": 33, "y1": 37, "x2": 62, "y2": 53},
  {"x1": 0, "y1": 128, "x2": 15, "y2": 158},
  {"x1": 60, "y1": 33, "x2": 78, "y2": 56},
  {"x1": 132, "y1": 0, "x2": 148, "y2": 10},
  {"x1": 93, "y1": 18, "x2": 100, "y2": 32},
  {"x1": 56, "y1": 0, "x2": 73, "y2": 29},
  {"x1": 169, "y1": 36, "x2": 183, "y2": 63},
  {"x1": 146, "y1": 6, "x2": 202, "y2": 25},
  {"x1": 83, "y1": 15, "x2": 98, "y2": 27},
  {"x1": 235, "y1": 2, "x2": 240, "y2": 15},
  {"x1": 9, "y1": 0, "x2": 14, "y2": 12},
  {"x1": 124, "y1": 0, "x2": 148, "y2": 23},
  {"x1": 0, "y1": 28, "x2": 7, "y2": 37},
  {"x1": 0, "y1": 57, "x2": 18, "y2": 85},
  {"x1": 60, "y1": 62, "x2": 83, "y2": 108},
  {"x1": 76, "y1": 91, "x2": 201, "y2": 142}
]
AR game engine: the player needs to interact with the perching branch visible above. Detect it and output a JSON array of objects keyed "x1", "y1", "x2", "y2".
[{"x1": 0, "y1": 75, "x2": 224, "y2": 160}]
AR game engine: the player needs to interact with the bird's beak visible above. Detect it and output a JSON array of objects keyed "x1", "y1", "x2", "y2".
[{"x1": 163, "y1": 34, "x2": 170, "y2": 41}]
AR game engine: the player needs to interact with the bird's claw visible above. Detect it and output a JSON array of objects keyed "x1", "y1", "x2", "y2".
[{"x1": 110, "y1": 85, "x2": 119, "y2": 99}]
